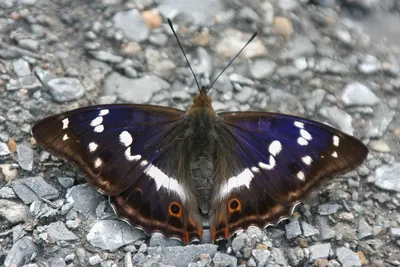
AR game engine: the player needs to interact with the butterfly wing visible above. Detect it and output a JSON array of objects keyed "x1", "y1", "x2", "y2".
[
  {"x1": 210, "y1": 111, "x2": 368, "y2": 241},
  {"x1": 32, "y1": 104, "x2": 203, "y2": 243}
]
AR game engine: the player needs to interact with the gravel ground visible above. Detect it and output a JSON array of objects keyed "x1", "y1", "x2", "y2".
[{"x1": 1, "y1": 0, "x2": 400, "y2": 266}]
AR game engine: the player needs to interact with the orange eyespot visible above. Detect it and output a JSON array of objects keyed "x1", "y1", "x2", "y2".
[
  {"x1": 168, "y1": 201, "x2": 182, "y2": 217},
  {"x1": 228, "y1": 198, "x2": 241, "y2": 213}
]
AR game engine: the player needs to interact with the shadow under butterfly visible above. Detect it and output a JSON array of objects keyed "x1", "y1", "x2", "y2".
[{"x1": 32, "y1": 19, "x2": 368, "y2": 244}]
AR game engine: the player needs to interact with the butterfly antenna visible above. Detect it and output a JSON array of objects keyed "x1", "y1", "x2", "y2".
[
  {"x1": 208, "y1": 31, "x2": 258, "y2": 93},
  {"x1": 167, "y1": 19, "x2": 201, "y2": 92}
]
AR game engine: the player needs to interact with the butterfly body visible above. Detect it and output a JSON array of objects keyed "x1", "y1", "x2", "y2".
[{"x1": 32, "y1": 85, "x2": 368, "y2": 244}]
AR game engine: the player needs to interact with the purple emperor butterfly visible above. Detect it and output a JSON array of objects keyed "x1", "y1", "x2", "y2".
[{"x1": 32, "y1": 20, "x2": 368, "y2": 244}]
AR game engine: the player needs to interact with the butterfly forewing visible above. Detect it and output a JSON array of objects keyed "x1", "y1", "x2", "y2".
[
  {"x1": 210, "y1": 111, "x2": 368, "y2": 241},
  {"x1": 32, "y1": 104, "x2": 203, "y2": 243}
]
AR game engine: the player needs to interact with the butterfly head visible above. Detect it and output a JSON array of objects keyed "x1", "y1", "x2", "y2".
[{"x1": 189, "y1": 85, "x2": 215, "y2": 116}]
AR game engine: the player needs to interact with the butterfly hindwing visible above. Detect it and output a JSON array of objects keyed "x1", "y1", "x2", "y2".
[
  {"x1": 210, "y1": 111, "x2": 368, "y2": 241},
  {"x1": 32, "y1": 104, "x2": 203, "y2": 243}
]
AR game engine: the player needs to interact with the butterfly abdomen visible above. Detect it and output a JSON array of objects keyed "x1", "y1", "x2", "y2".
[{"x1": 185, "y1": 105, "x2": 218, "y2": 216}]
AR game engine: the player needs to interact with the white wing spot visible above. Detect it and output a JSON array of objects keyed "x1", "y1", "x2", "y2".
[
  {"x1": 88, "y1": 142, "x2": 98, "y2": 152},
  {"x1": 297, "y1": 137, "x2": 308, "y2": 146},
  {"x1": 94, "y1": 158, "x2": 103, "y2": 168},
  {"x1": 332, "y1": 151, "x2": 338, "y2": 158},
  {"x1": 62, "y1": 134, "x2": 69, "y2": 141},
  {"x1": 333, "y1": 135, "x2": 340, "y2": 147},
  {"x1": 124, "y1": 147, "x2": 141, "y2": 161},
  {"x1": 144, "y1": 164, "x2": 186, "y2": 201},
  {"x1": 90, "y1": 116, "x2": 103, "y2": 127},
  {"x1": 140, "y1": 160, "x2": 149, "y2": 167},
  {"x1": 219, "y1": 168, "x2": 254, "y2": 199},
  {"x1": 259, "y1": 156, "x2": 276, "y2": 170},
  {"x1": 294, "y1": 121, "x2": 304, "y2": 128},
  {"x1": 62, "y1": 118, "x2": 69, "y2": 129},
  {"x1": 251, "y1": 166, "x2": 260, "y2": 173},
  {"x1": 297, "y1": 171, "x2": 305, "y2": 181},
  {"x1": 302, "y1": 155, "x2": 312, "y2": 165},
  {"x1": 119, "y1": 131, "x2": 133, "y2": 147},
  {"x1": 269, "y1": 140, "x2": 282, "y2": 156},
  {"x1": 300, "y1": 129, "x2": 312, "y2": 141},
  {"x1": 99, "y1": 109, "x2": 109, "y2": 116},
  {"x1": 94, "y1": 125, "x2": 104, "y2": 133}
]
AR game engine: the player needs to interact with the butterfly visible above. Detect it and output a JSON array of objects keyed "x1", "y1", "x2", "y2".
[{"x1": 32, "y1": 20, "x2": 368, "y2": 244}]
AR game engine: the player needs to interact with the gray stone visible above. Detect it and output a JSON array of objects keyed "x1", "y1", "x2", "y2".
[
  {"x1": 47, "y1": 258, "x2": 66, "y2": 267},
  {"x1": 231, "y1": 234, "x2": 246, "y2": 253},
  {"x1": 250, "y1": 59, "x2": 276, "y2": 79},
  {"x1": 46, "y1": 221, "x2": 78, "y2": 242},
  {"x1": 57, "y1": 177, "x2": 75, "y2": 189},
  {"x1": 145, "y1": 48, "x2": 176, "y2": 79},
  {"x1": 66, "y1": 184, "x2": 104, "y2": 215},
  {"x1": 16, "y1": 143, "x2": 33, "y2": 171},
  {"x1": 238, "y1": 7, "x2": 259, "y2": 22},
  {"x1": 309, "y1": 243, "x2": 331, "y2": 260},
  {"x1": 341, "y1": 82, "x2": 380, "y2": 106},
  {"x1": 358, "y1": 55, "x2": 381, "y2": 74},
  {"x1": 319, "y1": 106, "x2": 354, "y2": 135},
  {"x1": 336, "y1": 29, "x2": 353, "y2": 46},
  {"x1": 280, "y1": 36, "x2": 315, "y2": 60},
  {"x1": 0, "y1": 141, "x2": 11, "y2": 156},
  {"x1": 11, "y1": 176, "x2": 59, "y2": 204},
  {"x1": 6, "y1": 75, "x2": 42, "y2": 91},
  {"x1": 357, "y1": 218, "x2": 373, "y2": 240},
  {"x1": 216, "y1": 28, "x2": 267, "y2": 59},
  {"x1": 278, "y1": 0, "x2": 300, "y2": 11},
  {"x1": 47, "y1": 77, "x2": 85, "y2": 103},
  {"x1": 318, "y1": 204, "x2": 343, "y2": 215},
  {"x1": 213, "y1": 252, "x2": 237, "y2": 267},
  {"x1": 276, "y1": 65, "x2": 302, "y2": 78},
  {"x1": 124, "y1": 252, "x2": 133, "y2": 267},
  {"x1": 374, "y1": 163, "x2": 400, "y2": 192},
  {"x1": 336, "y1": 247, "x2": 361, "y2": 267},
  {"x1": 149, "y1": 33, "x2": 168, "y2": 46},
  {"x1": 0, "y1": 199, "x2": 30, "y2": 224},
  {"x1": 305, "y1": 89, "x2": 326, "y2": 112},
  {"x1": 229, "y1": 73, "x2": 254, "y2": 86},
  {"x1": 86, "y1": 220, "x2": 145, "y2": 251},
  {"x1": 0, "y1": 186, "x2": 17, "y2": 199},
  {"x1": 89, "y1": 50, "x2": 124, "y2": 64},
  {"x1": 301, "y1": 221, "x2": 319, "y2": 237},
  {"x1": 315, "y1": 58, "x2": 349, "y2": 74},
  {"x1": 149, "y1": 232, "x2": 167, "y2": 247},
  {"x1": 235, "y1": 86, "x2": 255, "y2": 103},
  {"x1": 252, "y1": 249, "x2": 270, "y2": 266},
  {"x1": 103, "y1": 72, "x2": 169, "y2": 103},
  {"x1": 390, "y1": 227, "x2": 400, "y2": 237},
  {"x1": 267, "y1": 247, "x2": 288, "y2": 266},
  {"x1": 315, "y1": 216, "x2": 336, "y2": 240},
  {"x1": 89, "y1": 255, "x2": 103, "y2": 265},
  {"x1": 113, "y1": 9, "x2": 149, "y2": 42},
  {"x1": 12, "y1": 59, "x2": 31, "y2": 77},
  {"x1": 160, "y1": 0, "x2": 221, "y2": 25},
  {"x1": 146, "y1": 244, "x2": 218, "y2": 267},
  {"x1": 285, "y1": 220, "x2": 302, "y2": 239},
  {"x1": 4, "y1": 237, "x2": 39, "y2": 267},
  {"x1": 364, "y1": 104, "x2": 395, "y2": 138},
  {"x1": 194, "y1": 47, "x2": 213, "y2": 80},
  {"x1": 18, "y1": 39, "x2": 40, "y2": 51}
]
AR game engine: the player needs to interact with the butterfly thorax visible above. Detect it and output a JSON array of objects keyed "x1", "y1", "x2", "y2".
[{"x1": 185, "y1": 91, "x2": 218, "y2": 216}]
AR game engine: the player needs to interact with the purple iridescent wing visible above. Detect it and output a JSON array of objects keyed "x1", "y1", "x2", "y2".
[
  {"x1": 32, "y1": 104, "x2": 203, "y2": 243},
  {"x1": 210, "y1": 111, "x2": 368, "y2": 241}
]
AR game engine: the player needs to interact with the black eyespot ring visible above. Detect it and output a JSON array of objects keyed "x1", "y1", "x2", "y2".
[
  {"x1": 229, "y1": 199, "x2": 239, "y2": 210},
  {"x1": 169, "y1": 202, "x2": 182, "y2": 217},
  {"x1": 171, "y1": 203, "x2": 180, "y2": 214}
]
